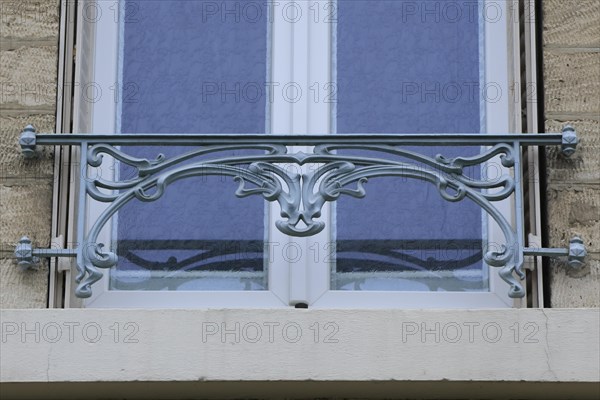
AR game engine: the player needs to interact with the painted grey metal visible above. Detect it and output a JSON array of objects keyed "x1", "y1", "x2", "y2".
[
  {"x1": 22, "y1": 132, "x2": 569, "y2": 147},
  {"x1": 524, "y1": 237, "x2": 587, "y2": 269},
  {"x1": 16, "y1": 236, "x2": 76, "y2": 268},
  {"x1": 567, "y1": 237, "x2": 587, "y2": 269},
  {"x1": 15, "y1": 125, "x2": 585, "y2": 299},
  {"x1": 561, "y1": 125, "x2": 579, "y2": 157},
  {"x1": 19, "y1": 125, "x2": 37, "y2": 158},
  {"x1": 15, "y1": 237, "x2": 39, "y2": 271}
]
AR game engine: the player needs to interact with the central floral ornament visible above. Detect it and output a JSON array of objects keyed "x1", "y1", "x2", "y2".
[{"x1": 235, "y1": 161, "x2": 367, "y2": 236}]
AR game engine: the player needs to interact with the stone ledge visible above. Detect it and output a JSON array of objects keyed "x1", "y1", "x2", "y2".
[{"x1": 1, "y1": 309, "x2": 598, "y2": 385}]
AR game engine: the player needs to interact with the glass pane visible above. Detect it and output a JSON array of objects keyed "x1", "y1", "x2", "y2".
[
  {"x1": 111, "y1": 0, "x2": 268, "y2": 291},
  {"x1": 334, "y1": 0, "x2": 487, "y2": 291}
]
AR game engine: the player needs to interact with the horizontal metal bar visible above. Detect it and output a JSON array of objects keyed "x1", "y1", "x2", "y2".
[
  {"x1": 523, "y1": 247, "x2": 568, "y2": 257},
  {"x1": 524, "y1": 237, "x2": 587, "y2": 269},
  {"x1": 24, "y1": 247, "x2": 578, "y2": 261},
  {"x1": 32, "y1": 249, "x2": 77, "y2": 258},
  {"x1": 24, "y1": 247, "x2": 578, "y2": 258},
  {"x1": 14, "y1": 237, "x2": 77, "y2": 271},
  {"x1": 31, "y1": 132, "x2": 564, "y2": 146}
]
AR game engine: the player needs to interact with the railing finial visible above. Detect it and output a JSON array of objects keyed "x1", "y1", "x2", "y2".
[
  {"x1": 561, "y1": 125, "x2": 578, "y2": 157},
  {"x1": 568, "y1": 236, "x2": 587, "y2": 269},
  {"x1": 15, "y1": 236, "x2": 39, "y2": 271},
  {"x1": 19, "y1": 125, "x2": 37, "y2": 158}
]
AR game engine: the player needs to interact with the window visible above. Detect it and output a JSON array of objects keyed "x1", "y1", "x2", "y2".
[{"x1": 59, "y1": 0, "x2": 534, "y2": 308}]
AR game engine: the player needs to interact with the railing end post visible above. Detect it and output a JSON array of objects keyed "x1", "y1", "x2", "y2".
[
  {"x1": 561, "y1": 125, "x2": 578, "y2": 157},
  {"x1": 15, "y1": 236, "x2": 39, "y2": 271},
  {"x1": 19, "y1": 125, "x2": 37, "y2": 158},
  {"x1": 567, "y1": 236, "x2": 587, "y2": 269}
]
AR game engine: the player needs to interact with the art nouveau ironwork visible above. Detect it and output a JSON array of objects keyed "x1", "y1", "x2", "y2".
[{"x1": 15, "y1": 125, "x2": 586, "y2": 299}]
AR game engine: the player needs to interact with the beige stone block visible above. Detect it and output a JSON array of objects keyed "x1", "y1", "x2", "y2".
[
  {"x1": 545, "y1": 119, "x2": 600, "y2": 183},
  {"x1": 543, "y1": 0, "x2": 600, "y2": 47},
  {"x1": 546, "y1": 186, "x2": 600, "y2": 253},
  {"x1": 0, "y1": 45, "x2": 57, "y2": 107},
  {"x1": 0, "y1": 0, "x2": 59, "y2": 40},
  {"x1": 0, "y1": 256, "x2": 48, "y2": 308},
  {"x1": 0, "y1": 180, "x2": 53, "y2": 250},
  {"x1": 550, "y1": 257, "x2": 600, "y2": 308},
  {"x1": 0, "y1": 113, "x2": 55, "y2": 179},
  {"x1": 544, "y1": 52, "x2": 600, "y2": 114}
]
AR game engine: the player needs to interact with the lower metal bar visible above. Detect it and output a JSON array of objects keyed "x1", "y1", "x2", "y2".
[
  {"x1": 33, "y1": 249, "x2": 77, "y2": 258},
  {"x1": 523, "y1": 237, "x2": 587, "y2": 269},
  {"x1": 523, "y1": 248, "x2": 568, "y2": 257}
]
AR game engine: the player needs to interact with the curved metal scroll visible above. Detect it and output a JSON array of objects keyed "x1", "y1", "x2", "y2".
[{"x1": 75, "y1": 142, "x2": 526, "y2": 298}]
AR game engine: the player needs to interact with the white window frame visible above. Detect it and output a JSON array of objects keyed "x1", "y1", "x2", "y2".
[{"x1": 68, "y1": 0, "x2": 527, "y2": 309}]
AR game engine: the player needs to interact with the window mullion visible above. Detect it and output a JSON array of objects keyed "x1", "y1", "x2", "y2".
[{"x1": 270, "y1": 1, "x2": 334, "y2": 306}]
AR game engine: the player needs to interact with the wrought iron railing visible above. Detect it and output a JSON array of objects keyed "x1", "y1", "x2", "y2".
[{"x1": 15, "y1": 125, "x2": 586, "y2": 299}]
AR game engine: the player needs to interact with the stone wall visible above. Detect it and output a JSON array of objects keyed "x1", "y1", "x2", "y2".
[
  {"x1": 0, "y1": 1, "x2": 59, "y2": 308},
  {"x1": 543, "y1": 0, "x2": 600, "y2": 307}
]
